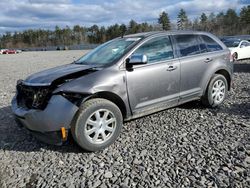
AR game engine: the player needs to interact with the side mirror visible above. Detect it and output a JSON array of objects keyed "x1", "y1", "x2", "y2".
[{"x1": 126, "y1": 54, "x2": 148, "y2": 66}]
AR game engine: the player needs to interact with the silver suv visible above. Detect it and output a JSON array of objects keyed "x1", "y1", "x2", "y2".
[{"x1": 12, "y1": 31, "x2": 233, "y2": 151}]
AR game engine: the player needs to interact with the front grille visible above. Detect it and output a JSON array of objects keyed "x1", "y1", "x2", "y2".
[{"x1": 16, "y1": 83, "x2": 52, "y2": 110}]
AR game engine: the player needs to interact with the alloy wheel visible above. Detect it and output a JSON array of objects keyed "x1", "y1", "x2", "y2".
[
  {"x1": 211, "y1": 80, "x2": 226, "y2": 104},
  {"x1": 84, "y1": 109, "x2": 116, "y2": 144}
]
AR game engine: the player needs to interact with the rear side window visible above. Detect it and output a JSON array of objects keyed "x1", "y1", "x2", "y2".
[
  {"x1": 199, "y1": 42, "x2": 207, "y2": 53},
  {"x1": 133, "y1": 36, "x2": 174, "y2": 64},
  {"x1": 201, "y1": 35, "x2": 223, "y2": 52},
  {"x1": 174, "y1": 35, "x2": 200, "y2": 57}
]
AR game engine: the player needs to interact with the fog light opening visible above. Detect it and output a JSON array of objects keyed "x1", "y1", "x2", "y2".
[{"x1": 61, "y1": 127, "x2": 67, "y2": 141}]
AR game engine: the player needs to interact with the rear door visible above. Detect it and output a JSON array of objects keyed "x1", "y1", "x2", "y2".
[
  {"x1": 173, "y1": 34, "x2": 223, "y2": 103},
  {"x1": 126, "y1": 36, "x2": 180, "y2": 114}
]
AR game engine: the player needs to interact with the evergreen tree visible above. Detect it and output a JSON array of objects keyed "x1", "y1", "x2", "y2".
[
  {"x1": 224, "y1": 9, "x2": 239, "y2": 35},
  {"x1": 177, "y1": 9, "x2": 189, "y2": 30},
  {"x1": 158, "y1": 11, "x2": 171, "y2": 30},
  {"x1": 215, "y1": 12, "x2": 225, "y2": 35},
  {"x1": 200, "y1": 13, "x2": 208, "y2": 31},
  {"x1": 128, "y1": 20, "x2": 138, "y2": 34},
  {"x1": 207, "y1": 13, "x2": 216, "y2": 32},
  {"x1": 120, "y1": 24, "x2": 127, "y2": 37},
  {"x1": 240, "y1": 5, "x2": 250, "y2": 34},
  {"x1": 1, "y1": 7, "x2": 250, "y2": 49},
  {"x1": 192, "y1": 18, "x2": 200, "y2": 30}
]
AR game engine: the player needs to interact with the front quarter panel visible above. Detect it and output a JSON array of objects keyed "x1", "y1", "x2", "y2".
[{"x1": 53, "y1": 67, "x2": 131, "y2": 116}]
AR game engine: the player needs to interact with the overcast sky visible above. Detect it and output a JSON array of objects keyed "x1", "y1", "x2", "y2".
[{"x1": 0, "y1": 0, "x2": 249, "y2": 34}]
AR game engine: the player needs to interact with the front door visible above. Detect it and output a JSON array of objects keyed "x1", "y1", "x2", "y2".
[{"x1": 125, "y1": 36, "x2": 180, "y2": 114}]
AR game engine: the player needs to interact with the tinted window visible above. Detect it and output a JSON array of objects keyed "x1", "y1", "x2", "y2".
[
  {"x1": 174, "y1": 35, "x2": 200, "y2": 57},
  {"x1": 241, "y1": 41, "x2": 250, "y2": 47},
  {"x1": 133, "y1": 36, "x2": 174, "y2": 64},
  {"x1": 199, "y1": 41, "x2": 207, "y2": 53},
  {"x1": 201, "y1": 35, "x2": 223, "y2": 52}
]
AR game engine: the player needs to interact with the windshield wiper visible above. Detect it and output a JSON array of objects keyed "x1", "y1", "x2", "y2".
[{"x1": 74, "y1": 61, "x2": 88, "y2": 65}]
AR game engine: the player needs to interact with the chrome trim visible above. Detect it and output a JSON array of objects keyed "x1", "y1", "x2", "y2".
[{"x1": 22, "y1": 81, "x2": 51, "y2": 86}]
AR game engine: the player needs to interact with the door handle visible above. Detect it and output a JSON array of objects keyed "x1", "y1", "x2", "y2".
[
  {"x1": 204, "y1": 58, "x2": 213, "y2": 63},
  {"x1": 167, "y1": 65, "x2": 177, "y2": 71}
]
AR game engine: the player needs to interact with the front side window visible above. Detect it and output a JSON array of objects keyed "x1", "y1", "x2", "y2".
[
  {"x1": 201, "y1": 35, "x2": 223, "y2": 52},
  {"x1": 133, "y1": 36, "x2": 174, "y2": 64},
  {"x1": 174, "y1": 35, "x2": 200, "y2": 57}
]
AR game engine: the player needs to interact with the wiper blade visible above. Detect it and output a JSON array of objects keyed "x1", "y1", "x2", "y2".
[{"x1": 74, "y1": 61, "x2": 87, "y2": 64}]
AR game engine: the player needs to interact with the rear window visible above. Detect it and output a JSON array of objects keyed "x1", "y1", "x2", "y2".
[
  {"x1": 174, "y1": 35, "x2": 200, "y2": 57},
  {"x1": 201, "y1": 35, "x2": 223, "y2": 52}
]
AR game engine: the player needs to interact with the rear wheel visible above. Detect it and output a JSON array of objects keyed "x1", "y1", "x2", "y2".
[
  {"x1": 202, "y1": 74, "x2": 228, "y2": 108},
  {"x1": 71, "y1": 98, "x2": 123, "y2": 151}
]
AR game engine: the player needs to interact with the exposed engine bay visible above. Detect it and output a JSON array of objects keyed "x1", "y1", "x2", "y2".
[{"x1": 16, "y1": 67, "x2": 98, "y2": 110}]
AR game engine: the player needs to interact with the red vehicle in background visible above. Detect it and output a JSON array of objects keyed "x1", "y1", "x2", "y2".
[{"x1": 2, "y1": 49, "x2": 17, "y2": 54}]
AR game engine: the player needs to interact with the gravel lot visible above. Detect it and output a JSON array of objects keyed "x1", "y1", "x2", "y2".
[{"x1": 0, "y1": 51, "x2": 249, "y2": 188}]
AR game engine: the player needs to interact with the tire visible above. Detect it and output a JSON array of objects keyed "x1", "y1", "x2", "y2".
[
  {"x1": 201, "y1": 74, "x2": 228, "y2": 108},
  {"x1": 71, "y1": 98, "x2": 123, "y2": 151},
  {"x1": 233, "y1": 52, "x2": 238, "y2": 62}
]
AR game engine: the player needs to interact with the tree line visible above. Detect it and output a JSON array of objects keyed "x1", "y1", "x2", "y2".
[{"x1": 0, "y1": 6, "x2": 249, "y2": 49}]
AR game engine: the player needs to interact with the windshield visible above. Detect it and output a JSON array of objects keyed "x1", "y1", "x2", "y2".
[
  {"x1": 75, "y1": 37, "x2": 141, "y2": 66},
  {"x1": 223, "y1": 39, "x2": 241, "y2": 48}
]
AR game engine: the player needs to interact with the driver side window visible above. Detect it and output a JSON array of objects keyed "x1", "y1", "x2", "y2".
[{"x1": 133, "y1": 36, "x2": 174, "y2": 64}]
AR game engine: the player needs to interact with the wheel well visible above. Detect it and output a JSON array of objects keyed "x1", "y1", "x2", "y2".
[
  {"x1": 90, "y1": 91, "x2": 127, "y2": 119},
  {"x1": 233, "y1": 52, "x2": 238, "y2": 60},
  {"x1": 215, "y1": 69, "x2": 231, "y2": 90}
]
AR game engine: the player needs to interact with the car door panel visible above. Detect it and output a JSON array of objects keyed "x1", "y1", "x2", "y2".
[
  {"x1": 179, "y1": 54, "x2": 211, "y2": 98},
  {"x1": 246, "y1": 46, "x2": 250, "y2": 59},
  {"x1": 239, "y1": 41, "x2": 250, "y2": 59},
  {"x1": 242, "y1": 46, "x2": 250, "y2": 59},
  {"x1": 175, "y1": 34, "x2": 225, "y2": 103},
  {"x1": 126, "y1": 60, "x2": 180, "y2": 113},
  {"x1": 125, "y1": 36, "x2": 180, "y2": 114},
  {"x1": 173, "y1": 34, "x2": 209, "y2": 102}
]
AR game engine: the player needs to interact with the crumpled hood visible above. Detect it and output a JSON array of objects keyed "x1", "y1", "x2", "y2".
[{"x1": 23, "y1": 64, "x2": 99, "y2": 86}]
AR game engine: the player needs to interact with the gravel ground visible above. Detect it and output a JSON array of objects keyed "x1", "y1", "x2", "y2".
[{"x1": 0, "y1": 51, "x2": 249, "y2": 188}]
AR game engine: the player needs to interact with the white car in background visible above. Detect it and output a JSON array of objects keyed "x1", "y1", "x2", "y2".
[{"x1": 224, "y1": 39, "x2": 250, "y2": 61}]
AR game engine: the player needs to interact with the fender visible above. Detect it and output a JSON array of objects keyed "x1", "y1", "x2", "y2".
[
  {"x1": 202, "y1": 65, "x2": 232, "y2": 95},
  {"x1": 53, "y1": 66, "x2": 132, "y2": 118}
]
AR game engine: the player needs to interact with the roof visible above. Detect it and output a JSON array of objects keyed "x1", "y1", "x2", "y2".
[{"x1": 124, "y1": 30, "x2": 211, "y2": 38}]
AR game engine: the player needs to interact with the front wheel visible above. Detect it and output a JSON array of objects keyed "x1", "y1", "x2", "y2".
[
  {"x1": 202, "y1": 74, "x2": 228, "y2": 108},
  {"x1": 71, "y1": 98, "x2": 123, "y2": 151}
]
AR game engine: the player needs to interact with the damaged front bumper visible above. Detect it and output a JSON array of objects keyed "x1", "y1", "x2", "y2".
[{"x1": 12, "y1": 95, "x2": 78, "y2": 145}]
